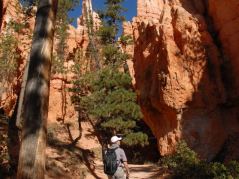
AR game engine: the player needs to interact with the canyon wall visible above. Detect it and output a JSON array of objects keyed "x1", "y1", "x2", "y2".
[
  {"x1": 208, "y1": 0, "x2": 239, "y2": 101},
  {"x1": 1, "y1": 0, "x2": 239, "y2": 161},
  {"x1": 0, "y1": 0, "x2": 97, "y2": 123},
  {"x1": 48, "y1": 0, "x2": 100, "y2": 123},
  {"x1": 124, "y1": 0, "x2": 239, "y2": 160},
  {"x1": 0, "y1": 0, "x2": 35, "y2": 115},
  {"x1": 0, "y1": 0, "x2": 10, "y2": 31}
]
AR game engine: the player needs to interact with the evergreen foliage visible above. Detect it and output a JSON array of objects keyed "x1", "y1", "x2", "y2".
[
  {"x1": 0, "y1": 24, "x2": 19, "y2": 85},
  {"x1": 1, "y1": 4, "x2": 39, "y2": 133},
  {"x1": 119, "y1": 35, "x2": 133, "y2": 47},
  {"x1": 0, "y1": 4, "x2": 35, "y2": 175},
  {"x1": 84, "y1": 3, "x2": 100, "y2": 70},
  {"x1": 0, "y1": 114, "x2": 9, "y2": 168},
  {"x1": 52, "y1": 0, "x2": 79, "y2": 74},
  {"x1": 72, "y1": 67, "x2": 148, "y2": 146},
  {"x1": 97, "y1": 0, "x2": 127, "y2": 66},
  {"x1": 71, "y1": 0, "x2": 149, "y2": 146},
  {"x1": 161, "y1": 141, "x2": 239, "y2": 179},
  {"x1": 98, "y1": 0, "x2": 126, "y2": 42}
]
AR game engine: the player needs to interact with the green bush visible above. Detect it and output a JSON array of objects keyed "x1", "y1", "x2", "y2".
[
  {"x1": 161, "y1": 141, "x2": 200, "y2": 178},
  {"x1": 227, "y1": 161, "x2": 239, "y2": 178},
  {"x1": 160, "y1": 141, "x2": 239, "y2": 179},
  {"x1": 0, "y1": 32, "x2": 18, "y2": 83}
]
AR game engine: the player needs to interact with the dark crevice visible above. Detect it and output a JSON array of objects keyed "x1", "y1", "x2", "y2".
[
  {"x1": 198, "y1": 0, "x2": 236, "y2": 102},
  {"x1": 204, "y1": 17, "x2": 234, "y2": 100},
  {"x1": 200, "y1": 0, "x2": 222, "y2": 48},
  {"x1": 213, "y1": 132, "x2": 239, "y2": 162}
]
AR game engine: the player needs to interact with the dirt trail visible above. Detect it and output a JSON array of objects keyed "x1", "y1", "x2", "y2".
[
  {"x1": 46, "y1": 120, "x2": 167, "y2": 179},
  {"x1": 86, "y1": 160, "x2": 168, "y2": 179}
]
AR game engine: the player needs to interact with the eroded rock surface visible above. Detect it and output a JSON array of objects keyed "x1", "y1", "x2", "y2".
[
  {"x1": 1, "y1": 0, "x2": 239, "y2": 161},
  {"x1": 0, "y1": 0, "x2": 35, "y2": 115},
  {"x1": 0, "y1": 0, "x2": 99, "y2": 121},
  {"x1": 48, "y1": 0, "x2": 100, "y2": 123},
  {"x1": 124, "y1": 0, "x2": 239, "y2": 160}
]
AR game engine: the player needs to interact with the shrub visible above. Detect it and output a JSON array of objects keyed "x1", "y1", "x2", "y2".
[
  {"x1": 160, "y1": 141, "x2": 200, "y2": 178},
  {"x1": 161, "y1": 141, "x2": 239, "y2": 179},
  {"x1": 227, "y1": 161, "x2": 239, "y2": 178}
]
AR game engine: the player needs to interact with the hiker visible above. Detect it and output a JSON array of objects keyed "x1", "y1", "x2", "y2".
[{"x1": 104, "y1": 135, "x2": 130, "y2": 179}]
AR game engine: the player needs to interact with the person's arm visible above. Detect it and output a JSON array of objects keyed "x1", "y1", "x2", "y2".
[
  {"x1": 123, "y1": 161, "x2": 130, "y2": 178},
  {"x1": 120, "y1": 149, "x2": 130, "y2": 178}
]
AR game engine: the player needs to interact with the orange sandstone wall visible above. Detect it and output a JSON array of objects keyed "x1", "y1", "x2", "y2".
[
  {"x1": 48, "y1": 0, "x2": 100, "y2": 123},
  {"x1": 209, "y1": 0, "x2": 239, "y2": 100},
  {"x1": 0, "y1": 0, "x2": 97, "y2": 121},
  {"x1": 0, "y1": 0, "x2": 35, "y2": 115},
  {"x1": 125, "y1": 0, "x2": 239, "y2": 160},
  {"x1": 0, "y1": 0, "x2": 9, "y2": 30}
]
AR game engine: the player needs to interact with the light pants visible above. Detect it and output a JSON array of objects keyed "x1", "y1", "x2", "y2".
[{"x1": 108, "y1": 167, "x2": 126, "y2": 179}]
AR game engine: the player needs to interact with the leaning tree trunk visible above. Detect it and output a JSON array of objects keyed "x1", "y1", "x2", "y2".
[
  {"x1": 17, "y1": 0, "x2": 58, "y2": 179},
  {"x1": 16, "y1": 59, "x2": 29, "y2": 129},
  {"x1": 8, "y1": 94, "x2": 20, "y2": 176},
  {"x1": 0, "y1": 0, "x2": 4, "y2": 31}
]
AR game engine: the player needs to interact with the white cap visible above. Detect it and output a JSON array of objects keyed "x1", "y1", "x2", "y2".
[{"x1": 111, "y1": 136, "x2": 122, "y2": 143}]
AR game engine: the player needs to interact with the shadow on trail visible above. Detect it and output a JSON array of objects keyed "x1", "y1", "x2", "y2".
[
  {"x1": 47, "y1": 136, "x2": 102, "y2": 179},
  {"x1": 129, "y1": 165, "x2": 169, "y2": 179},
  {"x1": 65, "y1": 123, "x2": 82, "y2": 146}
]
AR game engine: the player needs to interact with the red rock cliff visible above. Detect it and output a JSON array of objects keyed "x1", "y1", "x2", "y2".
[
  {"x1": 48, "y1": 0, "x2": 100, "y2": 123},
  {"x1": 209, "y1": 0, "x2": 239, "y2": 100},
  {"x1": 125, "y1": 0, "x2": 239, "y2": 160},
  {"x1": 0, "y1": 0, "x2": 99, "y2": 120},
  {"x1": 0, "y1": 0, "x2": 35, "y2": 115},
  {"x1": 0, "y1": 0, "x2": 9, "y2": 30}
]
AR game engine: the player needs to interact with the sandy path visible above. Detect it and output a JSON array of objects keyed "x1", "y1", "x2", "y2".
[
  {"x1": 86, "y1": 160, "x2": 167, "y2": 179},
  {"x1": 46, "y1": 120, "x2": 168, "y2": 179}
]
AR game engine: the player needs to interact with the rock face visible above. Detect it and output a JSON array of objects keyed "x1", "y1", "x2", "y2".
[
  {"x1": 0, "y1": 0, "x2": 99, "y2": 121},
  {"x1": 0, "y1": 0, "x2": 35, "y2": 115},
  {"x1": 124, "y1": 0, "x2": 239, "y2": 160},
  {"x1": 48, "y1": 0, "x2": 100, "y2": 123},
  {"x1": 0, "y1": 0, "x2": 8, "y2": 30},
  {"x1": 2, "y1": 0, "x2": 239, "y2": 161},
  {"x1": 208, "y1": 0, "x2": 239, "y2": 100}
]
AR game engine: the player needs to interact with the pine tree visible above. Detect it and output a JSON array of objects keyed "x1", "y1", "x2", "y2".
[
  {"x1": 71, "y1": 0, "x2": 148, "y2": 147},
  {"x1": 0, "y1": 28, "x2": 18, "y2": 86},
  {"x1": 50, "y1": 0, "x2": 79, "y2": 122},
  {"x1": 52, "y1": 0, "x2": 79, "y2": 74}
]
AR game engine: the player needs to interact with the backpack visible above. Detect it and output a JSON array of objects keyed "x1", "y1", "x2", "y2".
[{"x1": 103, "y1": 148, "x2": 118, "y2": 176}]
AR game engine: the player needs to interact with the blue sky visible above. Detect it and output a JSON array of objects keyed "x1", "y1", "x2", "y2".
[{"x1": 69, "y1": 0, "x2": 137, "y2": 28}]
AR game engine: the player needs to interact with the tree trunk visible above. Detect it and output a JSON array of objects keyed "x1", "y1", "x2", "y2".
[
  {"x1": 8, "y1": 95, "x2": 20, "y2": 177},
  {"x1": 16, "y1": 59, "x2": 30, "y2": 129},
  {"x1": 17, "y1": 1, "x2": 58, "y2": 179},
  {"x1": 0, "y1": 0, "x2": 2, "y2": 31}
]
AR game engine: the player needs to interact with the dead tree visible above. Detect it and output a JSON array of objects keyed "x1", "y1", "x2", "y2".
[
  {"x1": 0, "y1": 0, "x2": 3, "y2": 30},
  {"x1": 17, "y1": 0, "x2": 58, "y2": 178}
]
